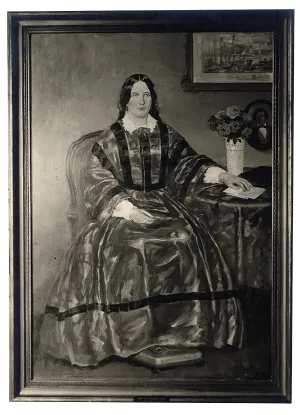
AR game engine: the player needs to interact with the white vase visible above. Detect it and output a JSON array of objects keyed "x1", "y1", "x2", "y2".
[{"x1": 225, "y1": 138, "x2": 245, "y2": 176}]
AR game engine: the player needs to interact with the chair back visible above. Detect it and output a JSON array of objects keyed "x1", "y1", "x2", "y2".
[{"x1": 66, "y1": 130, "x2": 102, "y2": 240}]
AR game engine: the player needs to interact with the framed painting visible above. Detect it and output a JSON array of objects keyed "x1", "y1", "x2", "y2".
[
  {"x1": 182, "y1": 32, "x2": 274, "y2": 91},
  {"x1": 9, "y1": 10, "x2": 293, "y2": 402},
  {"x1": 245, "y1": 99, "x2": 272, "y2": 151}
]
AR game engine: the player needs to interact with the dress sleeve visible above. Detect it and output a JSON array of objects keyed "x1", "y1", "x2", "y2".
[
  {"x1": 204, "y1": 166, "x2": 226, "y2": 183},
  {"x1": 84, "y1": 146, "x2": 133, "y2": 222},
  {"x1": 166, "y1": 126, "x2": 225, "y2": 199},
  {"x1": 112, "y1": 200, "x2": 134, "y2": 220}
]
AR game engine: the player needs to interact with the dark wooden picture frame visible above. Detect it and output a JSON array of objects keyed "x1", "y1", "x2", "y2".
[{"x1": 9, "y1": 10, "x2": 293, "y2": 402}]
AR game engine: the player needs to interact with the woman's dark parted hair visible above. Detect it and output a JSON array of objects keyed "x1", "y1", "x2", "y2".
[{"x1": 117, "y1": 74, "x2": 161, "y2": 121}]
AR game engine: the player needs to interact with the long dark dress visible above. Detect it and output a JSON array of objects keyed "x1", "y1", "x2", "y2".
[{"x1": 40, "y1": 119, "x2": 245, "y2": 366}]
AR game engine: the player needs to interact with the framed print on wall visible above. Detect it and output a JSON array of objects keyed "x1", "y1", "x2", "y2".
[
  {"x1": 9, "y1": 10, "x2": 293, "y2": 402},
  {"x1": 182, "y1": 32, "x2": 274, "y2": 91}
]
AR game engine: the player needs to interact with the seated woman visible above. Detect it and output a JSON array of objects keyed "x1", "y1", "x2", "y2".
[{"x1": 40, "y1": 74, "x2": 252, "y2": 367}]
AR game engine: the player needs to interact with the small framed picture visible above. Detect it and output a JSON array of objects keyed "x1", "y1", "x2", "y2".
[{"x1": 245, "y1": 99, "x2": 272, "y2": 150}]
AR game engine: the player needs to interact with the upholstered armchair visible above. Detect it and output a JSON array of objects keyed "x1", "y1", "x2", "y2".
[{"x1": 66, "y1": 130, "x2": 102, "y2": 240}]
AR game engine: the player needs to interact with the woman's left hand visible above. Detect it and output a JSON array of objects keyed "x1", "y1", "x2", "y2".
[{"x1": 218, "y1": 172, "x2": 253, "y2": 192}]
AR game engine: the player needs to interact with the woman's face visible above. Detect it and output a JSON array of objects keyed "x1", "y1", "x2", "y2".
[{"x1": 127, "y1": 81, "x2": 152, "y2": 119}]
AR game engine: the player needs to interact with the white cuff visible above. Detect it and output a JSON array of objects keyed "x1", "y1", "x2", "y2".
[
  {"x1": 112, "y1": 200, "x2": 134, "y2": 220},
  {"x1": 203, "y1": 166, "x2": 226, "y2": 183}
]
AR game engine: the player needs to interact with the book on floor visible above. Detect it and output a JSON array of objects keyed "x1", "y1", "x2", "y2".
[{"x1": 134, "y1": 346, "x2": 203, "y2": 369}]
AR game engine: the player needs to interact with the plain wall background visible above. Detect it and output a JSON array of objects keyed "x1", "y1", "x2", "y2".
[{"x1": 32, "y1": 33, "x2": 272, "y2": 314}]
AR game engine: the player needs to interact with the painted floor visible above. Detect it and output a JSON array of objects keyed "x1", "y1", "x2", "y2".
[{"x1": 33, "y1": 323, "x2": 271, "y2": 382}]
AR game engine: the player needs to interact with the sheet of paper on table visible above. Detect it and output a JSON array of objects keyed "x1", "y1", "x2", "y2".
[{"x1": 223, "y1": 186, "x2": 266, "y2": 200}]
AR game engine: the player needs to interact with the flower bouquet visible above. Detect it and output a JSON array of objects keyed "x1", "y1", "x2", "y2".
[
  {"x1": 208, "y1": 105, "x2": 252, "y2": 144},
  {"x1": 208, "y1": 105, "x2": 253, "y2": 176}
]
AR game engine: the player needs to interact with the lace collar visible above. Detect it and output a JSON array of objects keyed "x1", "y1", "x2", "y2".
[{"x1": 121, "y1": 113, "x2": 157, "y2": 134}]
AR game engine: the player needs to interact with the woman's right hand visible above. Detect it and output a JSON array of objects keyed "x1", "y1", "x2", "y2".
[{"x1": 129, "y1": 207, "x2": 156, "y2": 224}]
